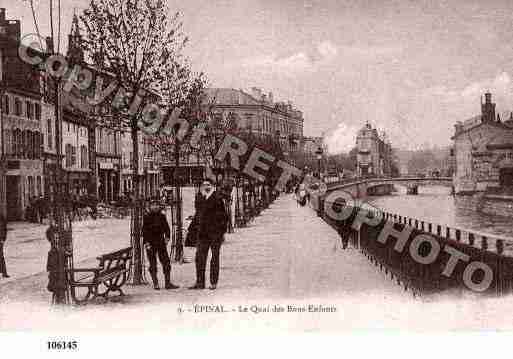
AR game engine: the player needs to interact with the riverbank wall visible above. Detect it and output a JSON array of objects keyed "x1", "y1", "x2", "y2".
[
  {"x1": 456, "y1": 193, "x2": 513, "y2": 218},
  {"x1": 309, "y1": 193, "x2": 513, "y2": 296}
]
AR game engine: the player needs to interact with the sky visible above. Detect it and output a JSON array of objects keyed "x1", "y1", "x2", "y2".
[{"x1": 4, "y1": 0, "x2": 513, "y2": 153}]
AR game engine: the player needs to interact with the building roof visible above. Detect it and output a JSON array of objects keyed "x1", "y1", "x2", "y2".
[
  {"x1": 204, "y1": 88, "x2": 260, "y2": 106},
  {"x1": 451, "y1": 118, "x2": 511, "y2": 140}
]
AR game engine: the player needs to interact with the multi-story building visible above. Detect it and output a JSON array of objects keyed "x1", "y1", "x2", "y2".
[
  {"x1": 95, "y1": 126, "x2": 121, "y2": 201},
  {"x1": 204, "y1": 87, "x2": 304, "y2": 154},
  {"x1": 355, "y1": 122, "x2": 392, "y2": 177},
  {"x1": 0, "y1": 8, "x2": 45, "y2": 220},
  {"x1": 452, "y1": 92, "x2": 513, "y2": 194}
]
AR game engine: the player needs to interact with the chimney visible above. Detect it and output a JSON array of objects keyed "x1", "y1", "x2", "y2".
[
  {"x1": 7, "y1": 20, "x2": 20, "y2": 40},
  {"x1": 45, "y1": 36, "x2": 54, "y2": 54},
  {"x1": 251, "y1": 87, "x2": 262, "y2": 99},
  {"x1": 455, "y1": 121, "x2": 464, "y2": 135},
  {"x1": 481, "y1": 92, "x2": 496, "y2": 123}
]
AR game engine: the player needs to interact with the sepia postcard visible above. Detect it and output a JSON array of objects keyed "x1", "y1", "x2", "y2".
[{"x1": 1, "y1": 0, "x2": 513, "y2": 355}]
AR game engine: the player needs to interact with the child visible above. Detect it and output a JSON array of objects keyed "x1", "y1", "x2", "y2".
[{"x1": 46, "y1": 225, "x2": 66, "y2": 303}]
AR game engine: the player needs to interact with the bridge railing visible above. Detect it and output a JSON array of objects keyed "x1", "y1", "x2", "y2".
[{"x1": 326, "y1": 176, "x2": 453, "y2": 190}]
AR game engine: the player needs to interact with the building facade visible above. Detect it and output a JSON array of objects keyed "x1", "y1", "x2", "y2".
[
  {"x1": 0, "y1": 9, "x2": 45, "y2": 219},
  {"x1": 204, "y1": 87, "x2": 304, "y2": 155},
  {"x1": 356, "y1": 122, "x2": 392, "y2": 177},
  {"x1": 452, "y1": 92, "x2": 513, "y2": 194}
]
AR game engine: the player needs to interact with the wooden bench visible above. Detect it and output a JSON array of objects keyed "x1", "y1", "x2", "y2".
[{"x1": 68, "y1": 247, "x2": 132, "y2": 305}]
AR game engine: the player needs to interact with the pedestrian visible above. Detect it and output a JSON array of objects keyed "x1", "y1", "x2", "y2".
[
  {"x1": 45, "y1": 224, "x2": 66, "y2": 303},
  {"x1": 189, "y1": 179, "x2": 229, "y2": 290},
  {"x1": 0, "y1": 214, "x2": 10, "y2": 278},
  {"x1": 142, "y1": 201, "x2": 179, "y2": 290}
]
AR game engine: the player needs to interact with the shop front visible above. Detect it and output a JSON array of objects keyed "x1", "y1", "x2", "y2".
[
  {"x1": 65, "y1": 170, "x2": 91, "y2": 197},
  {"x1": 4, "y1": 159, "x2": 43, "y2": 220},
  {"x1": 98, "y1": 161, "x2": 120, "y2": 203}
]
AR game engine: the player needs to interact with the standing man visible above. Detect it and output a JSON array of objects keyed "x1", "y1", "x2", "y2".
[
  {"x1": 189, "y1": 180, "x2": 229, "y2": 290},
  {"x1": 0, "y1": 214, "x2": 10, "y2": 278},
  {"x1": 142, "y1": 201, "x2": 179, "y2": 290}
]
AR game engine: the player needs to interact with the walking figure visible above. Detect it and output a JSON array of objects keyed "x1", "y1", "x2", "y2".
[
  {"x1": 0, "y1": 214, "x2": 9, "y2": 278},
  {"x1": 143, "y1": 201, "x2": 179, "y2": 290},
  {"x1": 189, "y1": 180, "x2": 229, "y2": 290}
]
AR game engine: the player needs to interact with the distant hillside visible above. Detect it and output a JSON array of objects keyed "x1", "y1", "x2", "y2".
[{"x1": 395, "y1": 146, "x2": 451, "y2": 175}]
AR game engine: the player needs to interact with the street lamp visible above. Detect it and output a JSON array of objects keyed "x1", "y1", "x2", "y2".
[{"x1": 315, "y1": 147, "x2": 323, "y2": 179}]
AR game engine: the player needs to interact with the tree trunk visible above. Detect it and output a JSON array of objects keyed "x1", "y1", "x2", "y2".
[
  {"x1": 130, "y1": 125, "x2": 144, "y2": 285},
  {"x1": 174, "y1": 137, "x2": 183, "y2": 262}
]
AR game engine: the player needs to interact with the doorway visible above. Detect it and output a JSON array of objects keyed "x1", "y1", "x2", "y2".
[
  {"x1": 499, "y1": 167, "x2": 513, "y2": 187},
  {"x1": 6, "y1": 176, "x2": 20, "y2": 221}
]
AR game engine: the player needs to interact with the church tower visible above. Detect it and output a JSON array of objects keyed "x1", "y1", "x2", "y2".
[{"x1": 67, "y1": 13, "x2": 84, "y2": 64}]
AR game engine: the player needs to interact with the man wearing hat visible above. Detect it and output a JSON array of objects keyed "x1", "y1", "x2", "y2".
[
  {"x1": 189, "y1": 179, "x2": 229, "y2": 290},
  {"x1": 143, "y1": 201, "x2": 179, "y2": 290}
]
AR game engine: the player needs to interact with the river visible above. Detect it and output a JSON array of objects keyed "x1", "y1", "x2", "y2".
[{"x1": 366, "y1": 186, "x2": 513, "y2": 238}]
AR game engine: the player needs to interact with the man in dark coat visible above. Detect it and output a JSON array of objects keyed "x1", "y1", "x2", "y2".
[
  {"x1": 189, "y1": 180, "x2": 229, "y2": 290},
  {"x1": 143, "y1": 201, "x2": 179, "y2": 290},
  {"x1": 0, "y1": 214, "x2": 9, "y2": 278}
]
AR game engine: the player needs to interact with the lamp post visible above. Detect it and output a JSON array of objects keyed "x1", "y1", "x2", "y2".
[
  {"x1": 0, "y1": 78, "x2": 5, "y2": 219},
  {"x1": 315, "y1": 147, "x2": 323, "y2": 179},
  {"x1": 173, "y1": 134, "x2": 183, "y2": 262}
]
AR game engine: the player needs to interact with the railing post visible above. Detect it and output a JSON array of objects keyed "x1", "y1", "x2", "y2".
[
  {"x1": 428, "y1": 223, "x2": 432, "y2": 234},
  {"x1": 455, "y1": 229, "x2": 461, "y2": 242},
  {"x1": 481, "y1": 236, "x2": 488, "y2": 251},
  {"x1": 437, "y1": 225, "x2": 441, "y2": 237},
  {"x1": 497, "y1": 239, "x2": 504, "y2": 255},
  {"x1": 468, "y1": 233, "x2": 475, "y2": 246},
  {"x1": 446, "y1": 227, "x2": 450, "y2": 240}
]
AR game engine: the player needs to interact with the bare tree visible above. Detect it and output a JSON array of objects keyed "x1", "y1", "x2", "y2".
[{"x1": 80, "y1": 0, "x2": 190, "y2": 284}]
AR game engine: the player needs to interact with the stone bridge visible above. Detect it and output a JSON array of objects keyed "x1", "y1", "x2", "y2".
[{"x1": 324, "y1": 177, "x2": 453, "y2": 198}]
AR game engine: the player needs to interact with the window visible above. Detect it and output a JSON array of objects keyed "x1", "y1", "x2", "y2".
[
  {"x1": 80, "y1": 145, "x2": 88, "y2": 169},
  {"x1": 71, "y1": 145, "x2": 77, "y2": 167},
  {"x1": 26, "y1": 130, "x2": 33, "y2": 159},
  {"x1": 14, "y1": 98, "x2": 22, "y2": 116},
  {"x1": 26, "y1": 101, "x2": 33, "y2": 119},
  {"x1": 33, "y1": 132, "x2": 40, "y2": 159},
  {"x1": 2, "y1": 95, "x2": 9, "y2": 114},
  {"x1": 12, "y1": 129, "x2": 19, "y2": 157},
  {"x1": 21, "y1": 130, "x2": 28, "y2": 158},
  {"x1": 47, "y1": 118, "x2": 53, "y2": 149},
  {"x1": 4, "y1": 129, "x2": 11, "y2": 156},
  {"x1": 35, "y1": 103, "x2": 41, "y2": 121},
  {"x1": 65, "y1": 144, "x2": 72, "y2": 167},
  {"x1": 36, "y1": 176, "x2": 42, "y2": 197},
  {"x1": 28, "y1": 176, "x2": 34, "y2": 199},
  {"x1": 97, "y1": 128, "x2": 102, "y2": 152}
]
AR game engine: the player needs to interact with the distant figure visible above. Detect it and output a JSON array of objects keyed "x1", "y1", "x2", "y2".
[
  {"x1": 0, "y1": 214, "x2": 9, "y2": 278},
  {"x1": 142, "y1": 201, "x2": 179, "y2": 290},
  {"x1": 189, "y1": 179, "x2": 229, "y2": 290}
]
